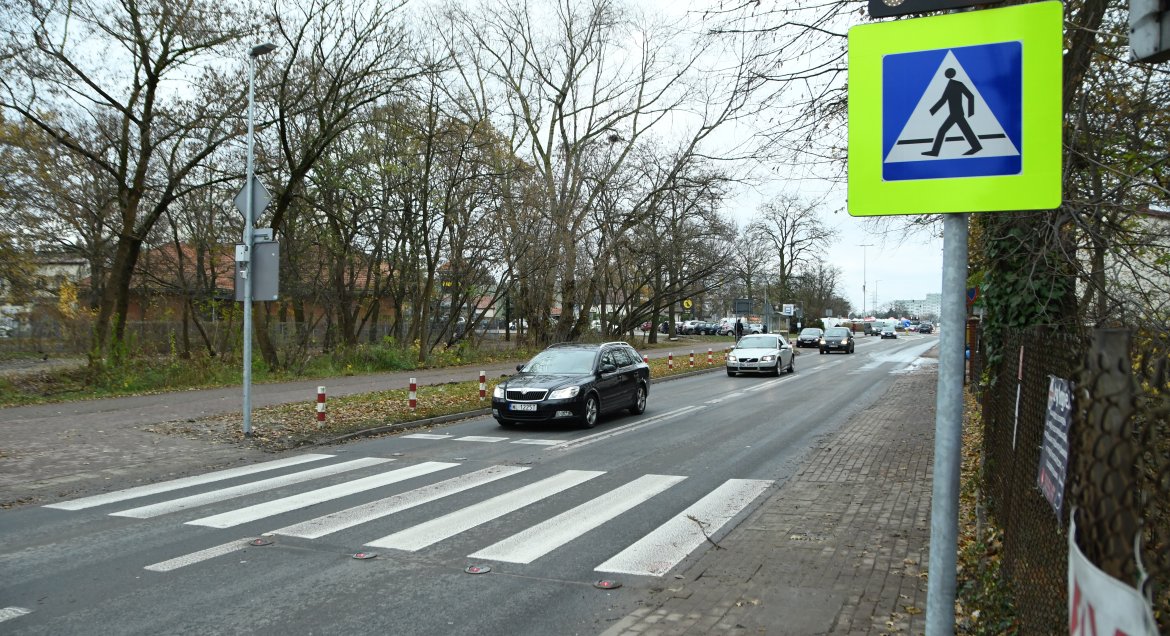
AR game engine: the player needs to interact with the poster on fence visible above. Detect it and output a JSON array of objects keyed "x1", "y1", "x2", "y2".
[
  {"x1": 1037, "y1": 375, "x2": 1073, "y2": 517},
  {"x1": 1069, "y1": 517, "x2": 1158, "y2": 636}
]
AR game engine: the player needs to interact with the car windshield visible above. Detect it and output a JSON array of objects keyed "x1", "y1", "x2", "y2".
[
  {"x1": 825, "y1": 328, "x2": 850, "y2": 337},
  {"x1": 736, "y1": 335, "x2": 779, "y2": 349},
  {"x1": 799, "y1": 329, "x2": 821, "y2": 336},
  {"x1": 521, "y1": 349, "x2": 597, "y2": 374}
]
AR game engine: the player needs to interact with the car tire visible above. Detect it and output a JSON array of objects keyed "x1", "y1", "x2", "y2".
[
  {"x1": 819, "y1": 349, "x2": 826, "y2": 355},
  {"x1": 726, "y1": 369, "x2": 736, "y2": 377},
  {"x1": 580, "y1": 394, "x2": 599, "y2": 429},
  {"x1": 787, "y1": 357, "x2": 795, "y2": 374},
  {"x1": 629, "y1": 383, "x2": 647, "y2": 414}
]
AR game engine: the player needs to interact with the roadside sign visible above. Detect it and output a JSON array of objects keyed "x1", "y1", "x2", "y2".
[
  {"x1": 234, "y1": 177, "x2": 271, "y2": 223},
  {"x1": 848, "y1": 2, "x2": 1063, "y2": 216},
  {"x1": 869, "y1": 0, "x2": 1003, "y2": 18}
]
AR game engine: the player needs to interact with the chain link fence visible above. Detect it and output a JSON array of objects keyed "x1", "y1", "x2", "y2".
[{"x1": 973, "y1": 325, "x2": 1168, "y2": 633}]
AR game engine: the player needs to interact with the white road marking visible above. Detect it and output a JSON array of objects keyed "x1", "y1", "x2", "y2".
[
  {"x1": 366, "y1": 470, "x2": 604, "y2": 551},
  {"x1": 549, "y1": 406, "x2": 704, "y2": 452},
  {"x1": 110, "y1": 457, "x2": 391, "y2": 519},
  {"x1": 853, "y1": 341, "x2": 938, "y2": 373},
  {"x1": 741, "y1": 379, "x2": 784, "y2": 392},
  {"x1": 402, "y1": 433, "x2": 452, "y2": 440},
  {"x1": 511, "y1": 439, "x2": 561, "y2": 446},
  {"x1": 274, "y1": 465, "x2": 529, "y2": 539},
  {"x1": 186, "y1": 462, "x2": 457, "y2": 528},
  {"x1": 456, "y1": 436, "x2": 508, "y2": 443},
  {"x1": 595, "y1": 478, "x2": 773, "y2": 577},
  {"x1": 469, "y1": 474, "x2": 686, "y2": 564},
  {"x1": 0, "y1": 607, "x2": 31, "y2": 622},
  {"x1": 43, "y1": 454, "x2": 334, "y2": 511},
  {"x1": 144, "y1": 538, "x2": 252, "y2": 573}
]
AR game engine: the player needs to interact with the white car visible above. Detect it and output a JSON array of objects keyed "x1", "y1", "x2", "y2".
[{"x1": 726, "y1": 334, "x2": 795, "y2": 377}]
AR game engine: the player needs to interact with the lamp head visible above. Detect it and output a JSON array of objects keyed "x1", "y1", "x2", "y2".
[{"x1": 250, "y1": 43, "x2": 277, "y2": 58}]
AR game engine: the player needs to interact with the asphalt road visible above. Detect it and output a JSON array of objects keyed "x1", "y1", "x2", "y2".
[{"x1": 1, "y1": 333, "x2": 938, "y2": 635}]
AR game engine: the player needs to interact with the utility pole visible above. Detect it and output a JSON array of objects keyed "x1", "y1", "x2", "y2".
[{"x1": 241, "y1": 42, "x2": 276, "y2": 438}]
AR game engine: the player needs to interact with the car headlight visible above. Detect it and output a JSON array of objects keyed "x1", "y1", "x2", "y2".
[
  {"x1": 760, "y1": 355, "x2": 775, "y2": 362},
  {"x1": 493, "y1": 385, "x2": 505, "y2": 398},
  {"x1": 548, "y1": 386, "x2": 580, "y2": 400},
  {"x1": 727, "y1": 354, "x2": 738, "y2": 362},
  {"x1": 819, "y1": 338, "x2": 826, "y2": 344}
]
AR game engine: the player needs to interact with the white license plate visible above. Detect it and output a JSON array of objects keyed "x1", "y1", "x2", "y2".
[{"x1": 509, "y1": 403, "x2": 537, "y2": 411}]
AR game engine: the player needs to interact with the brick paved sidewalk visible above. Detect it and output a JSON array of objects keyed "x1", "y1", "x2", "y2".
[{"x1": 601, "y1": 363, "x2": 938, "y2": 636}]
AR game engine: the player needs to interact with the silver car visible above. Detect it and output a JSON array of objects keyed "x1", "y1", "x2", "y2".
[{"x1": 726, "y1": 334, "x2": 795, "y2": 377}]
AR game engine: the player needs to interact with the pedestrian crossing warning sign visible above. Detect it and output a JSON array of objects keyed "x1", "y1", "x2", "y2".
[
  {"x1": 883, "y1": 44, "x2": 1021, "y2": 180},
  {"x1": 847, "y1": 2, "x2": 1063, "y2": 216}
]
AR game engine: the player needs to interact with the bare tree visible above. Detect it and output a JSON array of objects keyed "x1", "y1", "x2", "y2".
[
  {"x1": 746, "y1": 193, "x2": 834, "y2": 300},
  {"x1": 0, "y1": 0, "x2": 251, "y2": 359},
  {"x1": 444, "y1": 0, "x2": 763, "y2": 343}
]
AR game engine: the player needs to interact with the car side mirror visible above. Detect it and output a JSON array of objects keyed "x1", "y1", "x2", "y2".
[
  {"x1": 516, "y1": 363, "x2": 525, "y2": 372},
  {"x1": 600, "y1": 363, "x2": 617, "y2": 374}
]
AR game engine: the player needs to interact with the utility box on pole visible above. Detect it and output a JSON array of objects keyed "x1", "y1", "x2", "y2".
[
  {"x1": 235, "y1": 241, "x2": 280, "y2": 301},
  {"x1": 1131, "y1": 0, "x2": 1170, "y2": 63}
]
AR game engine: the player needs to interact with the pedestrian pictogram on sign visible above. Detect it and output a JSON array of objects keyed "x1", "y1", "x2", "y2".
[{"x1": 883, "y1": 43, "x2": 1022, "y2": 181}]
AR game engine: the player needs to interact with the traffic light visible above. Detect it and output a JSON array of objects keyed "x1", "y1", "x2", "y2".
[{"x1": 1131, "y1": 0, "x2": 1170, "y2": 63}]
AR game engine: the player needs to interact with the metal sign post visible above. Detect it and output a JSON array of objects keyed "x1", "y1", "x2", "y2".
[
  {"x1": 238, "y1": 43, "x2": 276, "y2": 438},
  {"x1": 846, "y1": 5, "x2": 1063, "y2": 635}
]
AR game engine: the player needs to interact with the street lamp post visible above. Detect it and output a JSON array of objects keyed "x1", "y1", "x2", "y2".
[
  {"x1": 242, "y1": 42, "x2": 276, "y2": 438},
  {"x1": 858, "y1": 243, "x2": 873, "y2": 317}
]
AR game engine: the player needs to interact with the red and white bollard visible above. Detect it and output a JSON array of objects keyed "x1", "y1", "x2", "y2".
[
  {"x1": 316, "y1": 386, "x2": 326, "y2": 426},
  {"x1": 409, "y1": 378, "x2": 417, "y2": 411},
  {"x1": 643, "y1": 354, "x2": 649, "y2": 364},
  {"x1": 479, "y1": 371, "x2": 486, "y2": 401},
  {"x1": 707, "y1": 348, "x2": 713, "y2": 365},
  {"x1": 689, "y1": 351, "x2": 695, "y2": 368},
  {"x1": 668, "y1": 353, "x2": 674, "y2": 370}
]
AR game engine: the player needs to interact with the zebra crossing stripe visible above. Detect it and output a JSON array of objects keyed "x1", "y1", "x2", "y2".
[
  {"x1": 0, "y1": 607, "x2": 31, "y2": 623},
  {"x1": 110, "y1": 457, "x2": 392, "y2": 519},
  {"x1": 456, "y1": 436, "x2": 508, "y2": 443},
  {"x1": 469, "y1": 474, "x2": 686, "y2": 564},
  {"x1": 366, "y1": 470, "x2": 604, "y2": 551},
  {"x1": 273, "y1": 465, "x2": 529, "y2": 539},
  {"x1": 43, "y1": 454, "x2": 335, "y2": 511},
  {"x1": 186, "y1": 462, "x2": 458, "y2": 529},
  {"x1": 511, "y1": 439, "x2": 560, "y2": 446},
  {"x1": 550, "y1": 406, "x2": 704, "y2": 452},
  {"x1": 402, "y1": 433, "x2": 451, "y2": 440},
  {"x1": 595, "y1": 478, "x2": 773, "y2": 577},
  {"x1": 144, "y1": 538, "x2": 253, "y2": 573}
]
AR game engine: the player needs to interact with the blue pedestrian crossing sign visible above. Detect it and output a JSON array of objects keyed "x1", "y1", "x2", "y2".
[
  {"x1": 848, "y1": 2, "x2": 1063, "y2": 216},
  {"x1": 883, "y1": 43, "x2": 1022, "y2": 180}
]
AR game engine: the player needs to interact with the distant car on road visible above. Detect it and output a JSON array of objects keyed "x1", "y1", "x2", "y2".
[
  {"x1": 795, "y1": 328, "x2": 823, "y2": 348},
  {"x1": 881, "y1": 326, "x2": 898, "y2": 339},
  {"x1": 820, "y1": 327, "x2": 855, "y2": 354},
  {"x1": 492, "y1": 341, "x2": 649, "y2": 429},
  {"x1": 726, "y1": 333, "x2": 795, "y2": 376},
  {"x1": 918, "y1": 323, "x2": 934, "y2": 334}
]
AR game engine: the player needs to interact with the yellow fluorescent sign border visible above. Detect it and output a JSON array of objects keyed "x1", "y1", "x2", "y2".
[{"x1": 847, "y1": 1, "x2": 1063, "y2": 216}]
